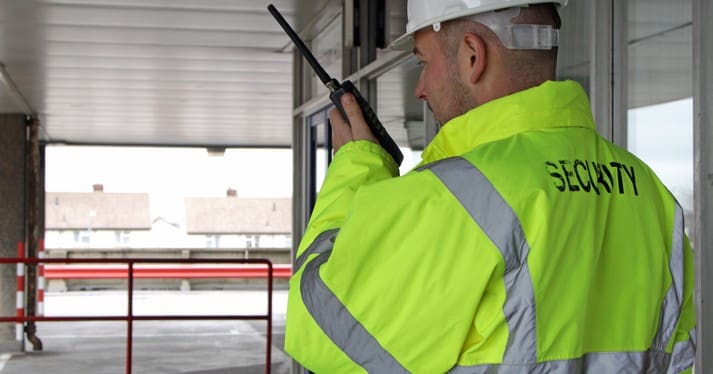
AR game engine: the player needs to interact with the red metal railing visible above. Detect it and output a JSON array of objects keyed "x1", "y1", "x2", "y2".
[
  {"x1": 43, "y1": 263, "x2": 291, "y2": 279},
  {"x1": 0, "y1": 257, "x2": 276, "y2": 374}
]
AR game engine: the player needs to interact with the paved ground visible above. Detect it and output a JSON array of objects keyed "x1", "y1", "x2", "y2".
[{"x1": 0, "y1": 290, "x2": 290, "y2": 373}]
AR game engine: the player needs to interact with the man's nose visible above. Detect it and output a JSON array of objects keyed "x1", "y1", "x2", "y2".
[{"x1": 414, "y1": 79, "x2": 426, "y2": 101}]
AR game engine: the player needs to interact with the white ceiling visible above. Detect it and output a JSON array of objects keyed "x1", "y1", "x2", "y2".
[
  {"x1": 0, "y1": 0, "x2": 320, "y2": 147},
  {"x1": 0, "y1": 0, "x2": 694, "y2": 147}
]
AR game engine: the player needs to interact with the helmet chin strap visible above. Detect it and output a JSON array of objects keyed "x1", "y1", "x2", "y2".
[{"x1": 432, "y1": 7, "x2": 559, "y2": 50}]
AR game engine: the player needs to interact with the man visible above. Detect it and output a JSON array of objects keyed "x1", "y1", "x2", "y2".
[{"x1": 284, "y1": 1, "x2": 696, "y2": 372}]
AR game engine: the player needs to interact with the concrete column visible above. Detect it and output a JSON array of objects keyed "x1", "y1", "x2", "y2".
[
  {"x1": 24, "y1": 118, "x2": 43, "y2": 351},
  {"x1": 693, "y1": 0, "x2": 712, "y2": 371},
  {"x1": 0, "y1": 114, "x2": 26, "y2": 352}
]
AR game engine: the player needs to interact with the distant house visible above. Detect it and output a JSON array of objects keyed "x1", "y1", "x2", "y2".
[
  {"x1": 45, "y1": 184, "x2": 151, "y2": 248},
  {"x1": 184, "y1": 189, "x2": 292, "y2": 249},
  {"x1": 45, "y1": 186, "x2": 292, "y2": 251}
]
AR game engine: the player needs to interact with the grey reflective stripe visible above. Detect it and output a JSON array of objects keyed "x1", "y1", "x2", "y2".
[
  {"x1": 427, "y1": 157, "x2": 536, "y2": 363},
  {"x1": 294, "y1": 229, "x2": 339, "y2": 272},
  {"x1": 667, "y1": 327, "x2": 696, "y2": 374},
  {"x1": 664, "y1": 202, "x2": 695, "y2": 374},
  {"x1": 448, "y1": 350, "x2": 671, "y2": 374},
  {"x1": 653, "y1": 202, "x2": 686, "y2": 352},
  {"x1": 301, "y1": 250, "x2": 408, "y2": 373},
  {"x1": 427, "y1": 158, "x2": 693, "y2": 373}
]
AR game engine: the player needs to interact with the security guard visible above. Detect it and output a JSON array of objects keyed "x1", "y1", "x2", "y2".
[{"x1": 285, "y1": 1, "x2": 696, "y2": 372}]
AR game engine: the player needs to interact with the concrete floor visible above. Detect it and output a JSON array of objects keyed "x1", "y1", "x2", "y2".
[{"x1": 0, "y1": 290, "x2": 290, "y2": 373}]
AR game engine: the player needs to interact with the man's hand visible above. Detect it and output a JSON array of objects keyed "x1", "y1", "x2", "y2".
[{"x1": 329, "y1": 93, "x2": 379, "y2": 153}]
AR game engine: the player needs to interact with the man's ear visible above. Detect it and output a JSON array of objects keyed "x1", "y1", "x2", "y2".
[{"x1": 461, "y1": 32, "x2": 486, "y2": 84}]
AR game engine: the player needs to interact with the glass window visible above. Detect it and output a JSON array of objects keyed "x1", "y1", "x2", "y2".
[
  {"x1": 74, "y1": 230, "x2": 90, "y2": 244},
  {"x1": 306, "y1": 107, "x2": 331, "y2": 203},
  {"x1": 205, "y1": 235, "x2": 220, "y2": 248},
  {"x1": 627, "y1": 0, "x2": 693, "y2": 233},
  {"x1": 245, "y1": 235, "x2": 260, "y2": 249},
  {"x1": 310, "y1": 15, "x2": 343, "y2": 100},
  {"x1": 115, "y1": 230, "x2": 131, "y2": 245},
  {"x1": 556, "y1": 1, "x2": 591, "y2": 91},
  {"x1": 377, "y1": 0, "x2": 407, "y2": 59}
]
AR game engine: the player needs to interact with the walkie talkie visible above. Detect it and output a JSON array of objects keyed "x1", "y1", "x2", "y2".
[{"x1": 267, "y1": 4, "x2": 404, "y2": 166}]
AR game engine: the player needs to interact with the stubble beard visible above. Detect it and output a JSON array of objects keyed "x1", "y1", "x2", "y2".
[{"x1": 432, "y1": 62, "x2": 473, "y2": 127}]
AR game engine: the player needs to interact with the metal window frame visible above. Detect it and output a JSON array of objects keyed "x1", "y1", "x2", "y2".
[
  {"x1": 693, "y1": 0, "x2": 711, "y2": 372},
  {"x1": 590, "y1": 0, "x2": 627, "y2": 147}
]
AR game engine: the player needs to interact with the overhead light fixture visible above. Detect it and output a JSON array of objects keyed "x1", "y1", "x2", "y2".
[
  {"x1": 206, "y1": 147, "x2": 226, "y2": 157},
  {"x1": 0, "y1": 62, "x2": 35, "y2": 116}
]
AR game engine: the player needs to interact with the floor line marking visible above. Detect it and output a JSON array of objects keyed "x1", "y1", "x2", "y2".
[{"x1": 0, "y1": 353, "x2": 11, "y2": 371}]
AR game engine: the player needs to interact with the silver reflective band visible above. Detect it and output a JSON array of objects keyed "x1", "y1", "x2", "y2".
[
  {"x1": 426, "y1": 157, "x2": 537, "y2": 363},
  {"x1": 300, "y1": 238, "x2": 408, "y2": 373},
  {"x1": 668, "y1": 327, "x2": 696, "y2": 373},
  {"x1": 449, "y1": 349, "x2": 671, "y2": 373},
  {"x1": 425, "y1": 157, "x2": 693, "y2": 372},
  {"x1": 294, "y1": 229, "x2": 339, "y2": 272},
  {"x1": 664, "y1": 203, "x2": 695, "y2": 374},
  {"x1": 653, "y1": 202, "x2": 686, "y2": 351},
  {"x1": 296, "y1": 157, "x2": 692, "y2": 372}
]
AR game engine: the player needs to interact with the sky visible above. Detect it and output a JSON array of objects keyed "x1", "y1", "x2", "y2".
[
  {"x1": 45, "y1": 146, "x2": 293, "y2": 225},
  {"x1": 628, "y1": 97, "x2": 693, "y2": 212}
]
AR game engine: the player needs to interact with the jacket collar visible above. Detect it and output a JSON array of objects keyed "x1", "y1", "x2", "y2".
[{"x1": 419, "y1": 80, "x2": 595, "y2": 166}]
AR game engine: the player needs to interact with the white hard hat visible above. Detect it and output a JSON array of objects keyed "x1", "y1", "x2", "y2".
[{"x1": 389, "y1": 0, "x2": 567, "y2": 50}]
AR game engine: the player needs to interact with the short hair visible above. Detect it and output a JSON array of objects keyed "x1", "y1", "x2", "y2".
[{"x1": 439, "y1": 3, "x2": 561, "y2": 76}]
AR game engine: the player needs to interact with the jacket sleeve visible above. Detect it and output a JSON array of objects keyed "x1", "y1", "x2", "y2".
[
  {"x1": 285, "y1": 140, "x2": 399, "y2": 373},
  {"x1": 295, "y1": 140, "x2": 399, "y2": 260},
  {"x1": 285, "y1": 141, "x2": 503, "y2": 372}
]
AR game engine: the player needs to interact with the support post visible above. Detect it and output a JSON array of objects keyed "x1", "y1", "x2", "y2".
[
  {"x1": 24, "y1": 117, "x2": 42, "y2": 351},
  {"x1": 0, "y1": 114, "x2": 27, "y2": 353},
  {"x1": 15, "y1": 243, "x2": 24, "y2": 343},
  {"x1": 590, "y1": 0, "x2": 627, "y2": 146},
  {"x1": 693, "y1": 0, "x2": 712, "y2": 371}
]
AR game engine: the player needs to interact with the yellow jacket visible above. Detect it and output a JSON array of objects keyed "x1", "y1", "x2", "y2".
[{"x1": 285, "y1": 80, "x2": 696, "y2": 373}]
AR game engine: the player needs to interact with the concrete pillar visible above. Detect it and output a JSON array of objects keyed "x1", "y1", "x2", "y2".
[
  {"x1": 693, "y1": 0, "x2": 712, "y2": 371},
  {"x1": 23, "y1": 118, "x2": 43, "y2": 351},
  {"x1": 0, "y1": 114, "x2": 26, "y2": 352}
]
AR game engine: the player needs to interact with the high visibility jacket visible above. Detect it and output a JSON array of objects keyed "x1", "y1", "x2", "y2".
[{"x1": 285, "y1": 80, "x2": 696, "y2": 373}]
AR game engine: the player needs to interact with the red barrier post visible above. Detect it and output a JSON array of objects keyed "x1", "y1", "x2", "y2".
[
  {"x1": 266, "y1": 261, "x2": 273, "y2": 374},
  {"x1": 37, "y1": 238, "x2": 45, "y2": 316},
  {"x1": 16, "y1": 242, "x2": 24, "y2": 342},
  {"x1": 126, "y1": 262, "x2": 134, "y2": 374}
]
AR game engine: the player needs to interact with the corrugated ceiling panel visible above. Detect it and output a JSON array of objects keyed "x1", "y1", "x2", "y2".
[{"x1": 0, "y1": 0, "x2": 303, "y2": 146}]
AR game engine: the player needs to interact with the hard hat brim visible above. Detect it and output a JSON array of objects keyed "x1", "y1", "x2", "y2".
[{"x1": 388, "y1": 32, "x2": 414, "y2": 50}]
